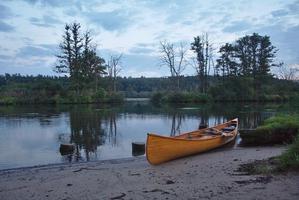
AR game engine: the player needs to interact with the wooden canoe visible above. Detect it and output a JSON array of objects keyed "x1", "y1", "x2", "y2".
[{"x1": 146, "y1": 118, "x2": 238, "y2": 165}]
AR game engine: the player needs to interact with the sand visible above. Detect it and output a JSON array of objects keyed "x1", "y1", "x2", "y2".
[{"x1": 0, "y1": 146, "x2": 298, "y2": 200}]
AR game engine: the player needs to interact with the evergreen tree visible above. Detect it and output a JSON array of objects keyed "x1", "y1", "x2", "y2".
[
  {"x1": 191, "y1": 34, "x2": 211, "y2": 93},
  {"x1": 55, "y1": 22, "x2": 106, "y2": 94},
  {"x1": 216, "y1": 43, "x2": 238, "y2": 78}
]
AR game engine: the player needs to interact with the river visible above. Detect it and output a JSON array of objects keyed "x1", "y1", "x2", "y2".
[{"x1": 0, "y1": 101, "x2": 297, "y2": 170}]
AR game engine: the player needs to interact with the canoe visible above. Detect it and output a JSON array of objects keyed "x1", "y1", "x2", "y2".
[{"x1": 146, "y1": 118, "x2": 238, "y2": 165}]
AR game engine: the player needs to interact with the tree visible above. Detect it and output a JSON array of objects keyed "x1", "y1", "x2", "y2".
[
  {"x1": 55, "y1": 24, "x2": 73, "y2": 75},
  {"x1": 215, "y1": 33, "x2": 277, "y2": 98},
  {"x1": 81, "y1": 31, "x2": 106, "y2": 91},
  {"x1": 159, "y1": 40, "x2": 188, "y2": 90},
  {"x1": 277, "y1": 63, "x2": 299, "y2": 81},
  {"x1": 107, "y1": 54, "x2": 123, "y2": 93},
  {"x1": 235, "y1": 33, "x2": 277, "y2": 97},
  {"x1": 191, "y1": 34, "x2": 212, "y2": 93},
  {"x1": 216, "y1": 43, "x2": 238, "y2": 78},
  {"x1": 55, "y1": 22, "x2": 106, "y2": 94}
]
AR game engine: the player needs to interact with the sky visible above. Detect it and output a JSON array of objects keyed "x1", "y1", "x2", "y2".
[{"x1": 0, "y1": 0, "x2": 298, "y2": 77}]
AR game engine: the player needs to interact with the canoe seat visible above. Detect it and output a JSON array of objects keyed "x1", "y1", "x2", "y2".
[
  {"x1": 222, "y1": 126, "x2": 235, "y2": 133},
  {"x1": 205, "y1": 128, "x2": 221, "y2": 135}
]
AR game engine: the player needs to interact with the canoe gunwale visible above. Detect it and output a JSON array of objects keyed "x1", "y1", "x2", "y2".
[
  {"x1": 147, "y1": 118, "x2": 238, "y2": 142},
  {"x1": 147, "y1": 133, "x2": 223, "y2": 141}
]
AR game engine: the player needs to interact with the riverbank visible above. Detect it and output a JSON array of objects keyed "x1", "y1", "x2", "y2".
[{"x1": 1, "y1": 146, "x2": 298, "y2": 200}]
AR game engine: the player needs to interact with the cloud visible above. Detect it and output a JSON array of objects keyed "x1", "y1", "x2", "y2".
[
  {"x1": 16, "y1": 45, "x2": 55, "y2": 57},
  {"x1": 271, "y1": 9, "x2": 289, "y2": 17},
  {"x1": 85, "y1": 10, "x2": 133, "y2": 31},
  {"x1": 23, "y1": 0, "x2": 78, "y2": 8},
  {"x1": 0, "y1": 54, "x2": 11, "y2": 60},
  {"x1": 129, "y1": 46, "x2": 155, "y2": 55},
  {"x1": 222, "y1": 20, "x2": 251, "y2": 33},
  {"x1": 288, "y1": 0, "x2": 299, "y2": 13},
  {"x1": 30, "y1": 15, "x2": 62, "y2": 27},
  {"x1": 0, "y1": 21, "x2": 15, "y2": 32},
  {"x1": 0, "y1": 4, "x2": 13, "y2": 19},
  {"x1": 1, "y1": 0, "x2": 299, "y2": 77},
  {"x1": 254, "y1": 24, "x2": 299, "y2": 64}
]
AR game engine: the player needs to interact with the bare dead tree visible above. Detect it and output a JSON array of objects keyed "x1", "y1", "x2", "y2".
[
  {"x1": 277, "y1": 63, "x2": 299, "y2": 81},
  {"x1": 159, "y1": 41, "x2": 188, "y2": 90},
  {"x1": 107, "y1": 54, "x2": 123, "y2": 93}
]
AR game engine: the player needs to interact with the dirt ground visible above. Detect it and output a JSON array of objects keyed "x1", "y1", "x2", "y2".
[{"x1": 0, "y1": 146, "x2": 298, "y2": 200}]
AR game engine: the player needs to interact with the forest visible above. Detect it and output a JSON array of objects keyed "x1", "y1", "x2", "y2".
[{"x1": 0, "y1": 23, "x2": 298, "y2": 105}]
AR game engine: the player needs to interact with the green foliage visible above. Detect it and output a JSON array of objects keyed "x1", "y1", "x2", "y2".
[
  {"x1": 151, "y1": 92, "x2": 210, "y2": 103},
  {"x1": 0, "y1": 74, "x2": 125, "y2": 104},
  {"x1": 278, "y1": 134, "x2": 299, "y2": 170},
  {"x1": 106, "y1": 92, "x2": 124, "y2": 103},
  {"x1": 208, "y1": 76, "x2": 297, "y2": 102},
  {"x1": 240, "y1": 115, "x2": 299, "y2": 145},
  {"x1": 261, "y1": 115, "x2": 299, "y2": 129},
  {"x1": 92, "y1": 88, "x2": 107, "y2": 101},
  {"x1": 151, "y1": 92, "x2": 163, "y2": 103},
  {"x1": 0, "y1": 96, "x2": 17, "y2": 105},
  {"x1": 55, "y1": 22, "x2": 106, "y2": 94}
]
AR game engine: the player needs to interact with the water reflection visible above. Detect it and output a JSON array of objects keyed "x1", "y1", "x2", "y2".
[{"x1": 0, "y1": 102, "x2": 298, "y2": 169}]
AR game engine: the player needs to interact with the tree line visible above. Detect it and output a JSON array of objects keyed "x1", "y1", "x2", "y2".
[
  {"x1": 0, "y1": 22, "x2": 298, "y2": 104},
  {"x1": 160, "y1": 33, "x2": 278, "y2": 96}
]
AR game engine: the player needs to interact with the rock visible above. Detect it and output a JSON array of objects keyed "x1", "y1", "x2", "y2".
[
  {"x1": 132, "y1": 142, "x2": 145, "y2": 156},
  {"x1": 59, "y1": 144, "x2": 75, "y2": 155}
]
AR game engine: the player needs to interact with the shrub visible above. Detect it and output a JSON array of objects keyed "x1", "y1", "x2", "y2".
[
  {"x1": 151, "y1": 92, "x2": 163, "y2": 103},
  {"x1": 0, "y1": 96, "x2": 17, "y2": 105},
  {"x1": 278, "y1": 134, "x2": 299, "y2": 170},
  {"x1": 240, "y1": 115, "x2": 299, "y2": 145},
  {"x1": 106, "y1": 92, "x2": 124, "y2": 103},
  {"x1": 92, "y1": 88, "x2": 106, "y2": 101}
]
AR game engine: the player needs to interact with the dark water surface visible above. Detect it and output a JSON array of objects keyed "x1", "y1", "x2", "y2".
[{"x1": 0, "y1": 101, "x2": 297, "y2": 170}]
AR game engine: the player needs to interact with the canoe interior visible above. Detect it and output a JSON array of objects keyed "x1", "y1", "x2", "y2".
[{"x1": 146, "y1": 118, "x2": 238, "y2": 165}]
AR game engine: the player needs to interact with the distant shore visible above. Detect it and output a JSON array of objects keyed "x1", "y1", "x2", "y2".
[{"x1": 1, "y1": 146, "x2": 298, "y2": 200}]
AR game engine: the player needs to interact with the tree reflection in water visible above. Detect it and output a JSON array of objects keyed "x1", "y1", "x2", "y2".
[
  {"x1": 67, "y1": 106, "x2": 105, "y2": 162},
  {"x1": 58, "y1": 102, "x2": 282, "y2": 163}
]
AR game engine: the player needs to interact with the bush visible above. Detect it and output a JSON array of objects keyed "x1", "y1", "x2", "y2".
[
  {"x1": 106, "y1": 92, "x2": 124, "y2": 103},
  {"x1": 151, "y1": 92, "x2": 211, "y2": 103},
  {"x1": 278, "y1": 134, "x2": 299, "y2": 170},
  {"x1": 0, "y1": 96, "x2": 17, "y2": 105},
  {"x1": 240, "y1": 115, "x2": 299, "y2": 145},
  {"x1": 151, "y1": 92, "x2": 163, "y2": 103},
  {"x1": 92, "y1": 88, "x2": 107, "y2": 102}
]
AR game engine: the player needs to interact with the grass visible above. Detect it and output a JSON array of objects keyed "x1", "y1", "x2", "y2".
[
  {"x1": 240, "y1": 115, "x2": 299, "y2": 145},
  {"x1": 278, "y1": 134, "x2": 299, "y2": 170},
  {"x1": 239, "y1": 133, "x2": 299, "y2": 174}
]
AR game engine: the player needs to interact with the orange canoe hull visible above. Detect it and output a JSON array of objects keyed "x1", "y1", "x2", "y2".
[{"x1": 146, "y1": 119, "x2": 238, "y2": 165}]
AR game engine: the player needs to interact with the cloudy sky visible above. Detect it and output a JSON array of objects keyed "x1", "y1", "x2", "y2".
[{"x1": 0, "y1": 0, "x2": 298, "y2": 77}]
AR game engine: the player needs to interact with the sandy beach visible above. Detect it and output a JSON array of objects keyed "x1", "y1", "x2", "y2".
[{"x1": 0, "y1": 146, "x2": 298, "y2": 200}]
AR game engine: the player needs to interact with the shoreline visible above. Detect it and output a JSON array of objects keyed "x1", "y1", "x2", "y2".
[
  {"x1": 0, "y1": 156, "x2": 145, "y2": 173},
  {"x1": 1, "y1": 146, "x2": 298, "y2": 200}
]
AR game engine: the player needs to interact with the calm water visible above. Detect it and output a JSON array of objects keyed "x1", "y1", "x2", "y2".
[{"x1": 0, "y1": 101, "x2": 297, "y2": 170}]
